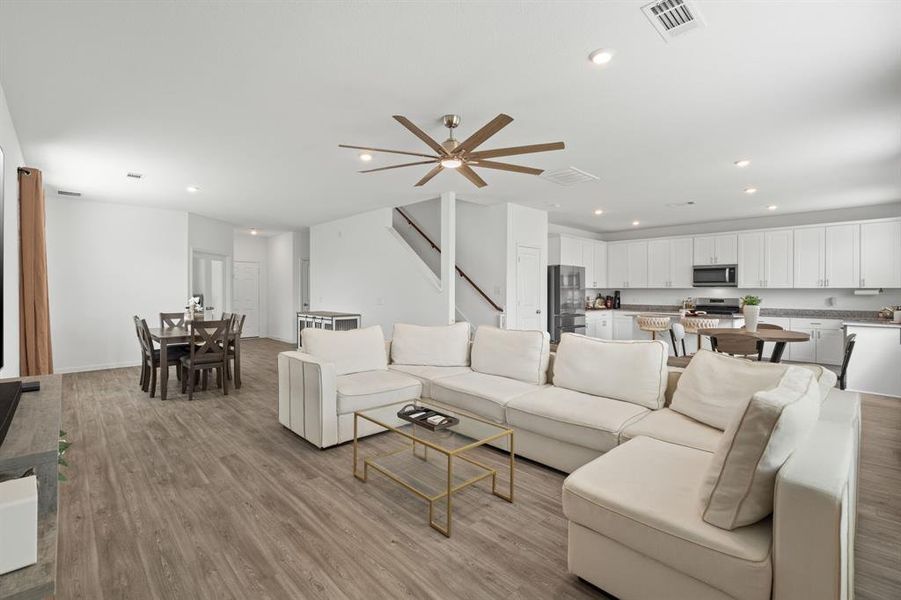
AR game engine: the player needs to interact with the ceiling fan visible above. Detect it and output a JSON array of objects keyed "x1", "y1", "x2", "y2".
[{"x1": 339, "y1": 114, "x2": 565, "y2": 188}]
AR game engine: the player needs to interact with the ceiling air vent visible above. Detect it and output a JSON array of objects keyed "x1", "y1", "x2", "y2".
[
  {"x1": 126, "y1": 172, "x2": 143, "y2": 179},
  {"x1": 642, "y1": 0, "x2": 705, "y2": 41},
  {"x1": 540, "y1": 167, "x2": 599, "y2": 186},
  {"x1": 57, "y1": 190, "x2": 82, "y2": 197}
]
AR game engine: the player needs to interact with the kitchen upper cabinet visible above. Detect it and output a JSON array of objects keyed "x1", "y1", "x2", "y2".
[
  {"x1": 626, "y1": 241, "x2": 648, "y2": 288},
  {"x1": 647, "y1": 240, "x2": 671, "y2": 288},
  {"x1": 694, "y1": 235, "x2": 737, "y2": 265},
  {"x1": 824, "y1": 224, "x2": 859, "y2": 288},
  {"x1": 738, "y1": 230, "x2": 792, "y2": 288},
  {"x1": 549, "y1": 236, "x2": 583, "y2": 267},
  {"x1": 607, "y1": 243, "x2": 628, "y2": 288},
  {"x1": 793, "y1": 227, "x2": 825, "y2": 288},
  {"x1": 738, "y1": 232, "x2": 765, "y2": 288},
  {"x1": 764, "y1": 230, "x2": 794, "y2": 288},
  {"x1": 860, "y1": 221, "x2": 901, "y2": 288},
  {"x1": 581, "y1": 241, "x2": 596, "y2": 287},
  {"x1": 592, "y1": 242, "x2": 607, "y2": 289},
  {"x1": 647, "y1": 238, "x2": 693, "y2": 287}
]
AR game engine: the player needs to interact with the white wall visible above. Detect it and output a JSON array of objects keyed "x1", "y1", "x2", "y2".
[
  {"x1": 0, "y1": 83, "x2": 23, "y2": 377},
  {"x1": 310, "y1": 207, "x2": 450, "y2": 335},
  {"x1": 267, "y1": 231, "x2": 299, "y2": 343},
  {"x1": 188, "y1": 213, "x2": 234, "y2": 313},
  {"x1": 506, "y1": 204, "x2": 549, "y2": 330},
  {"x1": 233, "y1": 232, "x2": 269, "y2": 337},
  {"x1": 45, "y1": 198, "x2": 188, "y2": 372}
]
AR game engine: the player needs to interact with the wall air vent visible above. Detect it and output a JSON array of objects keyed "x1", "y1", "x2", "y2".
[
  {"x1": 57, "y1": 189, "x2": 82, "y2": 197},
  {"x1": 642, "y1": 0, "x2": 705, "y2": 41},
  {"x1": 665, "y1": 200, "x2": 697, "y2": 208},
  {"x1": 540, "y1": 167, "x2": 599, "y2": 186}
]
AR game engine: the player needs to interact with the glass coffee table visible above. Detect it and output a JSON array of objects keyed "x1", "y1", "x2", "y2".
[{"x1": 353, "y1": 399, "x2": 514, "y2": 537}]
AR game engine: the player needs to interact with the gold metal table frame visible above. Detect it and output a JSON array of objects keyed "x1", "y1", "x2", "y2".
[{"x1": 353, "y1": 401, "x2": 514, "y2": 537}]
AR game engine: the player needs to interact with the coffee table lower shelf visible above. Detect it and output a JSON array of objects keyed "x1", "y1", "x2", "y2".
[{"x1": 352, "y1": 409, "x2": 514, "y2": 537}]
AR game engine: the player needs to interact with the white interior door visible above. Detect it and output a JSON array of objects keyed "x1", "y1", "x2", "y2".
[
  {"x1": 300, "y1": 258, "x2": 310, "y2": 311},
  {"x1": 515, "y1": 245, "x2": 542, "y2": 330},
  {"x1": 233, "y1": 261, "x2": 261, "y2": 337}
]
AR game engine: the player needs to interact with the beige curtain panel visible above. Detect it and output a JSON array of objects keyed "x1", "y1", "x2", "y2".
[{"x1": 18, "y1": 167, "x2": 53, "y2": 375}]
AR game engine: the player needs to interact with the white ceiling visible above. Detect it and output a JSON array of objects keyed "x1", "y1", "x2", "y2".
[{"x1": 1, "y1": 1, "x2": 899, "y2": 233}]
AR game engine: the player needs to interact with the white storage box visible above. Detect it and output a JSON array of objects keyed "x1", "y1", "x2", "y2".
[{"x1": 0, "y1": 475, "x2": 38, "y2": 575}]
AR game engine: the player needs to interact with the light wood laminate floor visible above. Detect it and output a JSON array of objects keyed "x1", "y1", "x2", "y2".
[{"x1": 55, "y1": 339, "x2": 900, "y2": 599}]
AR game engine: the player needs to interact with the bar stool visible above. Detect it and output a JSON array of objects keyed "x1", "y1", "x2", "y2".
[
  {"x1": 636, "y1": 315, "x2": 671, "y2": 341},
  {"x1": 681, "y1": 316, "x2": 720, "y2": 353}
]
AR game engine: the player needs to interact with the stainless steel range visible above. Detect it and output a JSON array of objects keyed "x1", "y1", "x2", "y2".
[{"x1": 693, "y1": 297, "x2": 742, "y2": 315}]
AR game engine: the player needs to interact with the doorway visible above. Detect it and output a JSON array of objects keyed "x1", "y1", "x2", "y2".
[
  {"x1": 299, "y1": 258, "x2": 310, "y2": 311},
  {"x1": 233, "y1": 261, "x2": 261, "y2": 337},
  {"x1": 191, "y1": 251, "x2": 228, "y2": 318},
  {"x1": 515, "y1": 245, "x2": 542, "y2": 330}
]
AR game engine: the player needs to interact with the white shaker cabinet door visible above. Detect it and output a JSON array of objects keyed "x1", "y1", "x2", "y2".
[
  {"x1": 670, "y1": 238, "x2": 694, "y2": 288},
  {"x1": 824, "y1": 224, "x2": 860, "y2": 288},
  {"x1": 793, "y1": 227, "x2": 825, "y2": 288},
  {"x1": 765, "y1": 230, "x2": 794, "y2": 288},
  {"x1": 860, "y1": 221, "x2": 901, "y2": 288},
  {"x1": 738, "y1": 232, "x2": 765, "y2": 288},
  {"x1": 607, "y1": 244, "x2": 629, "y2": 288},
  {"x1": 646, "y1": 240, "x2": 671, "y2": 288}
]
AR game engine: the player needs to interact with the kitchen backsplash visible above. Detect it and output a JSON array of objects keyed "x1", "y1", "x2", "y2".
[{"x1": 586, "y1": 287, "x2": 901, "y2": 312}]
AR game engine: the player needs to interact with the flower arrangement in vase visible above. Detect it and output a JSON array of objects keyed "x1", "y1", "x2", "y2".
[{"x1": 741, "y1": 295, "x2": 762, "y2": 332}]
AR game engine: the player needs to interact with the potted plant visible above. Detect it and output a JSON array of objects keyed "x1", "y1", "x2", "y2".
[{"x1": 742, "y1": 295, "x2": 762, "y2": 332}]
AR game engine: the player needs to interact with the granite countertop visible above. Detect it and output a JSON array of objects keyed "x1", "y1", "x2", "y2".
[
  {"x1": 843, "y1": 319, "x2": 901, "y2": 328},
  {"x1": 584, "y1": 304, "x2": 891, "y2": 324}
]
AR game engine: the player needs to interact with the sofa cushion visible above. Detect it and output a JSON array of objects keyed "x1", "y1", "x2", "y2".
[
  {"x1": 554, "y1": 334, "x2": 668, "y2": 410},
  {"x1": 390, "y1": 322, "x2": 471, "y2": 367},
  {"x1": 335, "y1": 370, "x2": 421, "y2": 415},
  {"x1": 470, "y1": 326, "x2": 550, "y2": 385},
  {"x1": 506, "y1": 386, "x2": 648, "y2": 452},
  {"x1": 793, "y1": 363, "x2": 838, "y2": 401},
  {"x1": 671, "y1": 350, "x2": 787, "y2": 430},
  {"x1": 563, "y1": 436, "x2": 772, "y2": 600},
  {"x1": 387, "y1": 364, "x2": 472, "y2": 399},
  {"x1": 620, "y1": 408, "x2": 721, "y2": 452},
  {"x1": 700, "y1": 366, "x2": 821, "y2": 530},
  {"x1": 301, "y1": 326, "x2": 387, "y2": 376},
  {"x1": 430, "y1": 371, "x2": 542, "y2": 423}
]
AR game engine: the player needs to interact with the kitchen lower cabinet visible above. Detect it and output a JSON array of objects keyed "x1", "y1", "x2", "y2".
[
  {"x1": 786, "y1": 318, "x2": 844, "y2": 366},
  {"x1": 843, "y1": 324, "x2": 901, "y2": 397},
  {"x1": 613, "y1": 314, "x2": 635, "y2": 340},
  {"x1": 585, "y1": 312, "x2": 612, "y2": 340}
]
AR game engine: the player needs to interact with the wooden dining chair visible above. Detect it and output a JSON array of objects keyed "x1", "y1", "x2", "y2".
[
  {"x1": 180, "y1": 319, "x2": 230, "y2": 400},
  {"x1": 837, "y1": 334, "x2": 857, "y2": 390},
  {"x1": 225, "y1": 314, "x2": 245, "y2": 389},
  {"x1": 137, "y1": 318, "x2": 186, "y2": 397},
  {"x1": 133, "y1": 315, "x2": 149, "y2": 390},
  {"x1": 160, "y1": 312, "x2": 186, "y2": 328},
  {"x1": 710, "y1": 332, "x2": 764, "y2": 361}
]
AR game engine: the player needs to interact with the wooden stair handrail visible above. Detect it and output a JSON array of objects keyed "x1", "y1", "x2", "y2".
[{"x1": 394, "y1": 207, "x2": 504, "y2": 313}]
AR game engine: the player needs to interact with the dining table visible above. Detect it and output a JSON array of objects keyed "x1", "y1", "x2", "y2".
[{"x1": 696, "y1": 327, "x2": 811, "y2": 363}]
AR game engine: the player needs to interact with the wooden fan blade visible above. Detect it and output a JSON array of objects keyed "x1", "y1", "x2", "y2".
[
  {"x1": 359, "y1": 160, "x2": 437, "y2": 173},
  {"x1": 453, "y1": 114, "x2": 514, "y2": 156},
  {"x1": 339, "y1": 144, "x2": 437, "y2": 159},
  {"x1": 393, "y1": 116, "x2": 449, "y2": 155},
  {"x1": 414, "y1": 164, "x2": 444, "y2": 186},
  {"x1": 456, "y1": 164, "x2": 488, "y2": 188},
  {"x1": 469, "y1": 159, "x2": 543, "y2": 175},
  {"x1": 466, "y1": 142, "x2": 565, "y2": 160}
]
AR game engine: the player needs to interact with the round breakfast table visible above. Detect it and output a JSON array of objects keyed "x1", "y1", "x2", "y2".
[{"x1": 696, "y1": 327, "x2": 811, "y2": 363}]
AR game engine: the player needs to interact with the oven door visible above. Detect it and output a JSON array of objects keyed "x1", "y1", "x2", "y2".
[{"x1": 693, "y1": 265, "x2": 737, "y2": 287}]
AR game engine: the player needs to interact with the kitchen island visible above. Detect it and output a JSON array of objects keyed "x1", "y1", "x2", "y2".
[{"x1": 843, "y1": 320, "x2": 901, "y2": 397}]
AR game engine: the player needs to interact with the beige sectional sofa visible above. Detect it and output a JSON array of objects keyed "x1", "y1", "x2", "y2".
[{"x1": 278, "y1": 323, "x2": 859, "y2": 600}]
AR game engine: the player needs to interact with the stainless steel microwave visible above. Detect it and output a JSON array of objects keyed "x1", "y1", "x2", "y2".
[{"x1": 693, "y1": 264, "x2": 737, "y2": 287}]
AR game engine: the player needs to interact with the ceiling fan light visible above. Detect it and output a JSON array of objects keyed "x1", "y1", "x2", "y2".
[
  {"x1": 440, "y1": 158, "x2": 463, "y2": 169},
  {"x1": 359, "y1": 152, "x2": 373, "y2": 162}
]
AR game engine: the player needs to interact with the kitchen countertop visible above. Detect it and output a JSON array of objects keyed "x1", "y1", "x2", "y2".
[
  {"x1": 585, "y1": 304, "x2": 897, "y2": 326},
  {"x1": 843, "y1": 319, "x2": 901, "y2": 328}
]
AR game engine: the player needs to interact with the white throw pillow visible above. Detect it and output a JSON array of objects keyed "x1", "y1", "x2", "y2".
[
  {"x1": 390, "y1": 322, "x2": 471, "y2": 366},
  {"x1": 470, "y1": 326, "x2": 550, "y2": 385},
  {"x1": 553, "y1": 334, "x2": 668, "y2": 409},
  {"x1": 671, "y1": 350, "x2": 788, "y2": 430},
  {"x1": 699, "y1": 366, "x2": 821, "y2": 530},
  {"x1": 301, "y1": 326, "x2": 387, "y2": 375}
]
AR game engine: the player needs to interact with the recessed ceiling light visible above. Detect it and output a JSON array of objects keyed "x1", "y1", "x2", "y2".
[
  {"x1": 359, "y1": 153, "x2": 373, "y2": 162},
  {"x1": 767, "y1": 205, "x2": 777, "y2": 211},
  {"x1": 250, "y1": 228, "x2": 258, "y2": 235},
  {"x1": 734, "y1": 159, "x2": 751, "y2": 168},
  {"x1": 593, "y1": 209, "x2": 604, "y2": 215},
  {"x1": 632, "y1": 220, "x2": 640, "y2": 226},
  {"x1": 589, "y1": 49, "x2": 615, "y2": 66},
  {"x1": 440, "y1": 158, "x2": 462, "y2": 169},
  {"x1": 186, "y1": 185, "x2": 200, "y2": 193},
  {"x1": 744, "y1": 187, "x2": 758, "y2": 195}
]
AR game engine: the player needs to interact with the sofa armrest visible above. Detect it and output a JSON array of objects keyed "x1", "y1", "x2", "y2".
[
  {"x1": 664, "y1": 367, "x2": 684, "y2": 407},
  {"x1": 773, "y1": 417, "x2": 858, "y2": 600},
  {"x1": 278, "y1": 350, "x2": 339, "y2": 448}
]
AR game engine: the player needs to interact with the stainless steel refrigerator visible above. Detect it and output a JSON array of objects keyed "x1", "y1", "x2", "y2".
[{"x1": 548, "y1": 265, "x2": 586, "y2": 343}]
